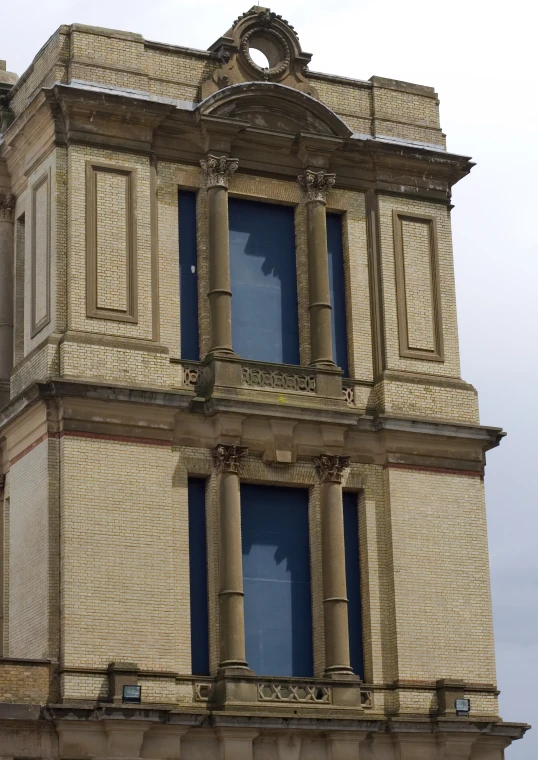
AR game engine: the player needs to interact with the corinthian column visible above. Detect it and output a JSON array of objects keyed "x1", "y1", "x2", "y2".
[
  {"x1": 0, "y1": 193, "x2": 15, "y2": 405},
  {"x1": 200, "y1": 155, "x2": 238, "y2": 357},
  {"x1": 212, "y1": 443, "x2": 250, "y2": 672},
  {"x1": 315, "y1": 453, "x2": 354, "y2": 677},
  {"x1": 298, "y1": 170, "x2": 336, "y2": 369}
]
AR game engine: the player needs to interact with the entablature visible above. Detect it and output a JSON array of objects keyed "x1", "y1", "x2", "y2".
[{"x1": 1, "y1": 80, "x2": 473, "y2": 202}]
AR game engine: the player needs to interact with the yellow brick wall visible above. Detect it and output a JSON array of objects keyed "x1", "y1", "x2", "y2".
[
  {"x1": 8, "y1": 437, "x2": 59, "y2": 659},
  {"x1": 60, "y1": 436, "x2": 191, "y2": 678},
  {"x1": 0, "y1": 661, "x2": 51, "y2": 703},
  {"x1": 385, "y1": 467, "x2": 496, "y2": 684}
]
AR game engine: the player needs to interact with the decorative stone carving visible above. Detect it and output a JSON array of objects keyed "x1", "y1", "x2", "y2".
[
  {"x1": 242, "y1": 365, "x2": 315, "y2": 393},
  {"x1": 258, "y1": 682, "x2": 330, "y2": 704},
  {"x1": 0, "y1": 193, "x2": 15, "y2": 222},
  {"x1": 212, "y1": 443, "x2": 249, "y2": 474},
  {"x1": 314, "y1": 454, "x2": 351, "y2": 483},
  {"x1": 202, "y1": 6, "x2": 318, "y2": 99},
  {"x1": 183, "y1": 365, "x2": 200, "y2": 390},
  {"x1": 298, "y1": 170, "x2": 336, "y2": 204},
  {"x1": 200, "y1": 155, "x2": 239, "y2": 189},
  {"x1": 343, "y1": 383, "x2": 354, "y2": 406}
]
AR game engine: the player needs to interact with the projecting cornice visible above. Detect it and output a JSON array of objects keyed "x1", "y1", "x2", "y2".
[{"x1": 1, "y1": 80, "x2": 473, "y2": 201}]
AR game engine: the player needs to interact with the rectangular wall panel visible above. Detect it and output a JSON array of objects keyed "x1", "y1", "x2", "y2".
[
  {"x1": 86, "y1": 162, "x2": 137, "y2": 322},
  {"x1": 179, "y1": 191, "x2": 199, "y2": 360},
  {"x1": 188, "y1": 478, "x2": 209, "y2": 675},
  {"x1": 392, "y1": 211, "x2": 444, "y2": 361},
  {"x1": 229, "y1": 198, "x2": 299, "y2": 365},
  {"x1": 343, "y1": 492, "x2": 364, "y2": 678},
  {"x1": 31, "y1": 173, "x2": 50, "y2": 336},
  {"x1": 241, "y1": 484, "x2": 312, "y2": 677}
]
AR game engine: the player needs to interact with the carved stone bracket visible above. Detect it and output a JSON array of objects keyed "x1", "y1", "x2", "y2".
[
  {"x1": 298, "y1": 170, "x2": 336, "y2": 204},
  {"x1": 212, "y1": 443, "x2": 249, "y2": 474},
  {"x1": 200, "y1": 155, "x2": 239, "y2": 189},
  {"x1": 0, "y1": 193, "x2": 16, "y2": 222},
  {"x1": 314, "y1": 454, "x2": 350, "y2": 483}
]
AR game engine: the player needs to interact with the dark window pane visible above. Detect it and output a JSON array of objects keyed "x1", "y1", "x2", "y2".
[
  {"x1": 327, "y1": 213, "x2": 349, "y2": 376},
  {"x1": 188, "y1": 478, "x2": 209, "y2": 675},
  {"x1": 343, "y1": 491, "x2": 364, "y2": 678},
  {"x1": 179, "y1": 191, "x2": 199, "y2": 360},
  {"x1": 241, "y1": 484, "x2": 313, "y2": 677},
  {"x1": 229, "y1": 198, "x2": 300, "y2": 365}
]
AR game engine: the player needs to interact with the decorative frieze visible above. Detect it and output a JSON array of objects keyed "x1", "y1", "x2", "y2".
[
  {"x1": 314, "y1": 454, "x2": 351, "y2": 483},
  {"x1": 258, "y1": 682, "x2": 330, "y2": 704},
  {"x1": 200, "y1": 155, "x2": 239, "y2": 188},
  {"x1": 0, "y1": 193, "x2": 15, "y2": 222},
  {"x1": 298, "y1": 169, "x2": 336, "y2": 204},
  {"x1": 242, "y1": 365, "x2": 315, "y2": 393},
  {"x1": 212, "y1": 443, "x2": 249, "y2": 474}
]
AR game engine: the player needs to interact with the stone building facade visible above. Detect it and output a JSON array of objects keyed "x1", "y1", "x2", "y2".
[{"x1": 0, "y1": 7, "x2": 529, "y2": 759}]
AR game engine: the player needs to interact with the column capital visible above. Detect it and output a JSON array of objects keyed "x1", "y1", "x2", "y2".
[
  {"x1": 298, "y1": 169, "x2": 336, "y2": 204},
  {"x1": 315, "y1": 454, "x2": 350, "y2": 483},
  {"x1": 200, "y1": 154, "x2": 239, "y2": 188},
  {"x1": 0, "y1": 193, "x2": 15, "y2": 222},
  {"x1": 212, "y1": 443, "x2": 249, "y2": 473}
]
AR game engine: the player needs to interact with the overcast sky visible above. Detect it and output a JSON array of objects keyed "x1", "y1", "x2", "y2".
[{"x1": 2, "y1": 1, "x2": 535, "y2": 756}]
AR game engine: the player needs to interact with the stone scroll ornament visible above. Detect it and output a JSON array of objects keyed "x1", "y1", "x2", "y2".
[
  {"x1": 298, "y1": 170, "x2": 336, "y2": 204},
  {"x1": 0, "y1": 193, "x2": 16, "y2": 222},
  {"x1": 211, "y1": 444, "x2": 249, "y2": 474},
  {"x1": 314, "y1": 454, "x2": 351, "y2": 483},
  {"x1": 200, "y1": 155, "x2": 239, "y2": 189}
]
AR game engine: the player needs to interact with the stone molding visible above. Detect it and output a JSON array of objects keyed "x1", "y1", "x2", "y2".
[
  {"x1": 314, "y1": 454, "x2": 351, "y2": 483},
  {"x1": 298, "y1": 170, "x2": 336, "y2": 204},
  {"x1": 0, "y1": 193, "x2": 15, "y2": 223},
  {"x1": 212, "y1": 443, "x2": 249, "y2": 474},
  {"x1": 200, "y1": 155, "x2": 239, "y2": 189}
]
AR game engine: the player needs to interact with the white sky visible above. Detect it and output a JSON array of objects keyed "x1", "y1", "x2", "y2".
[{"x1": 2, "y1": 1, "x2": 536, "y2": 756}]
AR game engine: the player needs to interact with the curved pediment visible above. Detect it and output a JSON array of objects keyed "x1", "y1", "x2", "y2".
[{"x1": 197, "y1": 82, "x2": 352, "y2": 139}]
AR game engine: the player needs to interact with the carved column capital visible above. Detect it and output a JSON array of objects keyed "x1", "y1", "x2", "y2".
[
  {"x1": 0, "y1": 193, "x2": 15, "y2": 222},
  {"x1": 200, "y1": 155, "x2": 239, "y2": 189},
  {"x1": 298, "y1": 169, "x2": 336, "y2": 204},
  {"x1": 315, "y1": 454, "x2": 350, "y2": 483},
  {"x1": 212, "y1": 443, "x2": 249, "y2": 474}
]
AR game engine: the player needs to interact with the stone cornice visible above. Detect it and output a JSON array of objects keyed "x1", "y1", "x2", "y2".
[{"x1": 1, "y1": 82, "x2": 473, "y2": 201}]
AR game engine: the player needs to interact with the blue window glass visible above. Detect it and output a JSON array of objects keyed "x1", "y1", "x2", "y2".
[
  {"x1": 229, "y1": 198, "x2": 300, "y2": 365},
  {"x1": 179, "y1": 191, "x2": 199, "y2": 360},
  {"x1": 188, "y1": 478, "x2": 209, "y2": 675},
  {"x1": 343, "y1": 492, "x2": 364, "y2": 678},
  {"x1": 241, "y1": 484, "x2": 313, "y2": 677},
  {"x1": 327, "y1": 213, "x2": 349, "y2": 375}
]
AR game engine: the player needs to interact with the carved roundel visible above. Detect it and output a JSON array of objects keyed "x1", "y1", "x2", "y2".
[{"x1": 241, "y1": 27, "x2": 291, "y2": 80}]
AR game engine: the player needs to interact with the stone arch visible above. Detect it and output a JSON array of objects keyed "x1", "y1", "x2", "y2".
[{"x1": 197, "y1": 81, "x2": 352, "y2": 138}]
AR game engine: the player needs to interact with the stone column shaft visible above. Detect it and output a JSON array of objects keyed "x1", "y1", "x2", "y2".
[
  {"x1": 201, "y1": 155, "x2": 238, "y2": 356},
  {"x1": 0, "y1": 193, "x2": 15, "y2": 404},
  {"x1": 316, "y1": 454, "x2": 353, "y2": 677},
  {"x1": 299, "y1": 170, "x2": 336, "y2": 368},
  {"x1": 212, "y1": 443, "x2": 249, "y2": 671}
]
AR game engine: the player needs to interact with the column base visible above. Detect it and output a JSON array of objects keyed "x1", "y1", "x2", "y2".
[{"x1": 323, "y1": 667, "x2": 358, "y2": 680}]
